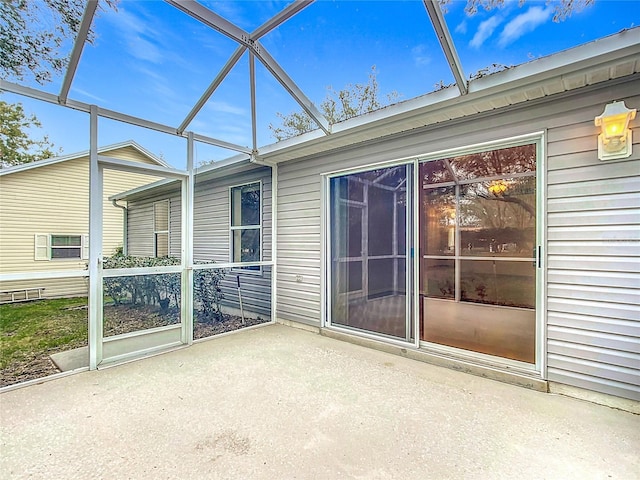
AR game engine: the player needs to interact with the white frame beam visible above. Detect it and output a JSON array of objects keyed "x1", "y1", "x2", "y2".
[
  {"x1": 88, "y1": 106, "x2": 103, "y2": 370},
  {"x1": 178, "y1": 45, "x2": 247, "y2": 134},
  {"x1": 59, "y1": 0, "x2": 98, "y2": 105},
  {"x1": 252, "y1": 42, "x2": 331, "y2": 134},
  {"x1": 182, "y1": 132, "x2": 195, "y2": 345},
  {"x1": 250, "y1": 53, "x2": 258, "y2": 153},
  {"x1": 251, "y1": 0, "x2": 314, "y2": 40},
  {"x1": 422, "y1": 0, "x2": 467, "y2": 95},
  {"x1": 0, "y1": 80, "x2": 251, "y2": 155},
  {"x1": 166, "y1": 0, "x2": 251, "y2": 47},
  {"x1": 165, "y1": 0, "x2": 330, "y2": 135},
  {"x1": 177, "y1": 1, "x2": 315, "y2": 135}
]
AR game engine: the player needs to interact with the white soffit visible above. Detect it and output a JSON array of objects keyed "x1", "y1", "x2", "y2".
[{"x1": 258, "y1": 28, "x2": 640, "y2": 163}]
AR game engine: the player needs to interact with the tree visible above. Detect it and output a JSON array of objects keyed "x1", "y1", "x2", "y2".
[
  {"x1": 439, "y1": 0, "x2": 594, "y2": 21},
  {"x1": 269, "y1": 66, "x2": 400, "y2": 141},
  {"x1": 0, "y1": 0, "x2": 117, "y2": 85},
  {"x1": 0, "y1": 99, "x2": 59, "y2": 168}
]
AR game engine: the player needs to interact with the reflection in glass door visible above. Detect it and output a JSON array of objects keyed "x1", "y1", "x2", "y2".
[
  {"x1": 420, "y1": 144, "x2": 538, "y2": 363},
  {"x1": 329, "y1": 165, "x2": 412, "y2": 341}
]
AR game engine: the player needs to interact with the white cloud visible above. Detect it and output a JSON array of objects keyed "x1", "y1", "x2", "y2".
[
  {"x1": 128, "y1": 35, "x2": 163, "y2": 64},
  {"x1": 411, "y1": 45, "x2": 431, "y2": 67},
  {"x1": 207, "y1": 101, "x2": 247, "y2": 116},
  {"x1": 455, "y1": 20, "x2": 467, "y2": 35},
  {"x1": 470, "y1": 15, "x2": 502, "y2": 48},
  {"x1": 498, "y1": 6, "x2": 553, "y2": 47},
  {"x1": 72, "y1": 87, "x2": 106, "y2": 104},
  {"x1": 105, "y1": 7, "x2": 167, "y2": 64}
]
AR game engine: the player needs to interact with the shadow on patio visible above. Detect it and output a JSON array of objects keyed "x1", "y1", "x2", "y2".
[{"x1": 1, "y1": 324, "x2": 638, "y2": 479}]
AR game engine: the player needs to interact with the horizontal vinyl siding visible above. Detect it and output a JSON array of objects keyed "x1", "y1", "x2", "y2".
[
  {"x1": 193, "y1": 168, "x2": 272, "y2": 263},
  {"x1": 0, "y1": 158, "x2": 90, "y2": 275},
  {"x1": 103, "y1": 168, "x2": 161, "y2": 257},
  {"x1": 276, "y1": 165, "x2": 323, "y2": 325},
  {"x1": 546, "y1": 89, "x2": 640, "y2": 401},
  {"x1": 0, "y1": 148, "x2": 161, "y2": 299},
  {"x1": 126, "y1": 201, "x2": 156, "y2": 257},
  {"x1": 217, "y1": 267, "x2": 272, "y2": 318},
  {"x1": 125, "y1": 166, "x2": 272, "y2": 316},
  {"x1": 275, "y1": 77, "x2": 640, "y2": 401}
]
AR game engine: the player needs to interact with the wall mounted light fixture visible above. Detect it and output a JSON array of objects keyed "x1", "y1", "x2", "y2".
[{"x1": 594, "y1": 101, "x2": 636, "y2": 161}]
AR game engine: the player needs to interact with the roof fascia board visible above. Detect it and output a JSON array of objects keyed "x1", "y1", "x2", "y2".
[
  {"x1": 59, "y1": 0, "x2": 98, "y2": 104},
  {"x1": 113, "y1": 157, "x2": 258, "y2": 201},
  {"x1": 98, "y1": 156, "x2": 188, "y2": 179},
  {"x1": 467, "y1": 30, "x2": 640, "y2": 94},
  {"x1": 0, "y1": 140, "x2": 165, "y2": 176},
  {"x1": 109, "y1": 178, "x2": 178, "y2": 201},
  {"x1": 422, "y1": 0, "x2": 467, "y2": 95}
]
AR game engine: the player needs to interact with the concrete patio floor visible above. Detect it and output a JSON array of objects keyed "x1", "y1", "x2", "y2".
[{"x1": 1, "y1": 324, "x2": 638, "y2": 479}]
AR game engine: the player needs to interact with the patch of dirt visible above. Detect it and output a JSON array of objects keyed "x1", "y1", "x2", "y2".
[
  {"x1": 194, "y1": 315, "x2": 268, "y2": 340},
  {"x1": 1, "y1": 353, "x2": 61, "y2": 388},
  {"x1": 1, "y1": 305, "x2": 268, "y2": 388}
]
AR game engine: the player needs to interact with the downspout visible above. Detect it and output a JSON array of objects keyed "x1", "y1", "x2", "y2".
[
  {"x1": 111, "y1": 199, "x2": 128, "y2": 256},
  {"x1": 250, "y1": 153, "x2": 278, "y2": 324}
]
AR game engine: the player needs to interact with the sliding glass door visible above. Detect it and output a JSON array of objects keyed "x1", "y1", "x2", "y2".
[
  {"x1": 326, "y1": 140, "x2": 539, "y2": 364},
  {"x1": 329, "y1": 164, "x2": 413, "y2": 342},
  {"x1": 419, "y1": 143, "x2": 538, "y2": 363}
]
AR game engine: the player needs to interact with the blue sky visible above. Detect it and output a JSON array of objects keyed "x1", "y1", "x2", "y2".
[{"x1": 4, "y1": 0, "x2": 639, "y2": 168}]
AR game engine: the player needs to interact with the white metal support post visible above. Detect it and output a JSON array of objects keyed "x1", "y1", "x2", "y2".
[
  {"x1": 181, "y1": 132, "x2": 195, "y2": 344},
  {"x1": 88, "y1": 106, "x2": 103, "y2": 369},
  {"x1": 270, "y1": 162, "x2": 278, "y2": 324}
]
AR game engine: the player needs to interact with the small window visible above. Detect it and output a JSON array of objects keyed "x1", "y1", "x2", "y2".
[
  {"x1": 34, "y1": 234, "x2": 88, "y2": 261},
  {"x1": 230, "y1": 182, "x2": 261, "y2": 269},
  {"x1": 154, "y1": 200, "x2": 170, "y2": 257}
]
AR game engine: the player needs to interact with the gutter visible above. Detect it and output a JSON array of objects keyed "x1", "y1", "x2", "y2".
[{"x1": 111, "y1": 199, "x2": 128, "y2": 256}]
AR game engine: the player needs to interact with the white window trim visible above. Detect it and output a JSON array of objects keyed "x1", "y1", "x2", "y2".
[
  {"x1": 153, "y1": 199, "x2": 170, "y2": 258},
  {"x1": 34, "y1": 234, "x2": 89, "y2": 261},
  {"x1": 229, "y1": 180, "x2": 262, "y2": 274}
]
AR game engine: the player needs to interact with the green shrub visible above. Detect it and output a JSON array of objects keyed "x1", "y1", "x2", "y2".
[{"x1": 103, "y1": 256, "x2": 225, "y2": 321}]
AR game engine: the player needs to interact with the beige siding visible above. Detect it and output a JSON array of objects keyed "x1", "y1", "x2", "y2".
[
  {"x1": 275, "y1": 77, "x2": 640, "y2": 400},
  {"x1": 0, "y1": 145, "x2": 161, "y2": 297}
]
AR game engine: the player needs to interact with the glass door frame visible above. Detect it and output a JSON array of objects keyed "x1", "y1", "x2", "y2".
[
  {"x1": 416, "y1": 132, "x2": 546, "y2": 374},
  {"x1": 322, "y1": 158, "x2": 420, "y2": 350},
  {"x1": 321, "y1": 132, "x2": 546, "y2": 375}
]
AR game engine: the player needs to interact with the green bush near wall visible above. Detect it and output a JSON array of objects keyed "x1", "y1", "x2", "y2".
[{"x1": 103, "y1": 255, "x2": 225, "y2": 322}]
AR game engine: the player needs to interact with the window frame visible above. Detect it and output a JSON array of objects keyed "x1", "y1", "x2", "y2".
[
  {"x1": 229, "y1": 180, "x2": 262, "y2": 273},
  {"x1": 153, "y1": 199, "x2": 170, "y2": 258},
  {"x1": 34, "y1": 234, "x2": 88, "y2": 261}
]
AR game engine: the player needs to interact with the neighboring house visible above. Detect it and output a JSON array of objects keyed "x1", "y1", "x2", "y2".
[
  {"x1": 116, "y1": 31, "x2": 639, "y2": 404},
  {"x1": 0, "y1": 141, "x2": 166, "y2": 299}
]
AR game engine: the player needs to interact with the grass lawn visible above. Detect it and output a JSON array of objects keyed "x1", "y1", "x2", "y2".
[
  {"x1": 1, "y1": 297, "x2": 268, "y2": 387},
  {"x1": 0, "y1": 297, "x2": 88, "y2": 386}
]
